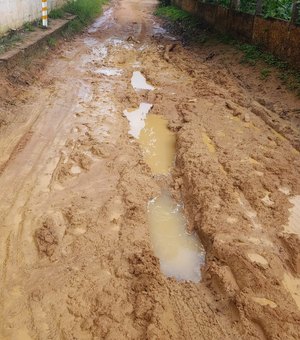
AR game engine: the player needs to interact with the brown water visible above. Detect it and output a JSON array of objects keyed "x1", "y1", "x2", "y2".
[
  {"x1": 138, "y1": 114, "x2": 175, "y2": 174},
  {"x1": 148, "y1": 192, "x2": 205, "y2": 282}
]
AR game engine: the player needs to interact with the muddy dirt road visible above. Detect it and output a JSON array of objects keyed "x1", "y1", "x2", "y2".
[{"x1": 1, "y1": 0, "x2": 300, "y2": 339}]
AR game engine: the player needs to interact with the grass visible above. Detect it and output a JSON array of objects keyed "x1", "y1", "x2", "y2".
[
  {"x1": 0, "y1": 32, "x2": 21, "y2": 54},
  {"x1": 260, "y1": 68, "x2": 271, "y2": 80},
  {"x1": 156, "y1": 6, "x2": 199, "y2": 30},
  {"x1": 156, "y1": 4, "x2": 300, "y2": 97},
  {"x1": 23, "y1": 22, "x2": 35, "y2": 32},
  {"x1": 49, "y1": 8, "x2": 65, "y2": 19},
  {"x1": 62, "y1": 0, "x2": 107, "y2": 36},
  {"x1": 47, "y1": 37, "x2": 57, "y2": 48}
]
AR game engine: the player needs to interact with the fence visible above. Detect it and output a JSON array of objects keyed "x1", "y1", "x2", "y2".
[{"x1": 172, "y1": 0, "x2": 300, "y2": 68}]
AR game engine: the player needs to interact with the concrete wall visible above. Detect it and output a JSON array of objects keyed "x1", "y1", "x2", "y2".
[
  {"x1": 0, "y1": 0, "x2": 67, "y2": 34},
  {"x1": 172, "y1": 0, "x2": 300, "y2": 69}
]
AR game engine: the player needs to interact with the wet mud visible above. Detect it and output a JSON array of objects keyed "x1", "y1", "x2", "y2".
[{"x1": 0, "y1": 0, "x2": 300, "y2": 339}]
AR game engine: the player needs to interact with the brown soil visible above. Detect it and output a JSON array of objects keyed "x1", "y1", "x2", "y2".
[{"x1": 1, "y1": 0, "x2": 300, "y2": 339}]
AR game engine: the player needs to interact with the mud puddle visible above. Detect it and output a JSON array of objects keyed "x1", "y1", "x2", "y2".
[
  {"x1": 139, "y1": 114, "x2": 176, "y2": 174},
  {"x1": 148, "y1": 192, "x2": 205, "y2": 282},
  {"x1": 131, "y1": 71, "x2": 155, "y2": 91}
]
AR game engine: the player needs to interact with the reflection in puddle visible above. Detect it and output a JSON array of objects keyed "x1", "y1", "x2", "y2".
[
  {"x1": 285, "y1": 196, "x2": 300, "y2": 235},
  {"x1": 124, "y1": 103, "x2": 153, "y2": 138},
  {"x1": 131, "y1": 71, "x2": 155, "y2": 90},
  {"x1": 95, "y1": 68, "x2": 122, "y2": 76},
  {"x1": 139, "y1": 114, "x2": 175, "y2": 175},
  {"x1": 71, "y1": 165, "x2": 82, "y2": 174},
  {"x1": 148, "y1": 192, "x2": 205, "y2": 282}
]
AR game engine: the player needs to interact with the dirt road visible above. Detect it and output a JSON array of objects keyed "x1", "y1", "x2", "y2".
[{"x1": 1, "y1": 0, "x2": 300, "y2": 339}]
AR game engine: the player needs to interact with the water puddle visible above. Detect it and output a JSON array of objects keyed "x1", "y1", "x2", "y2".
[
  {"x1": 88, "y1": 8, "x2": 114, "y2": 33},
  {"x1": 139, "y1": 114, "x2": 176, "y2": 175},
  {"x1": 71, "y1": 165, "x2": 82, "y2": 175},
  {"x1": 95, "y1": 68, "x2": 122, "y2": 76},
  {"x1": 148, "y1": 192, "x2": 205, "y2": 282},
  {"x1": 131, "y1": 71, "x2": 155, "y2": 91},
  {"x1": 284, "y1": 196, "x2": 300, "y2": 235},
  {"x1": 124, "y1": 103, "x2": 153, "y2": 138}
]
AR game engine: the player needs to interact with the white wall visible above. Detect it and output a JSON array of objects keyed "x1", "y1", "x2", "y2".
[{"x1": 0, "y1": 0, "x2": 67, "y2": 34}]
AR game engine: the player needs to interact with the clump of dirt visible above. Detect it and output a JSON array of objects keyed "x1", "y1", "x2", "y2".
[{"x1": 35, "y1": 218, "x2": 60, "y2": 258}]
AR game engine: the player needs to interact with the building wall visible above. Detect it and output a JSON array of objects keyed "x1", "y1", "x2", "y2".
[
  {"x1": 0, "y1": 0, "x2": 67, "y2": 34},
  {"x1": 172, "y1": 0, "x2": 300, "y2": 69}
]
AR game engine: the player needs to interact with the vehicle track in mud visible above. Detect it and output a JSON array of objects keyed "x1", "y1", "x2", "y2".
[{"x1": 0, "y1": 0, "x2": 300, "y2": 339}]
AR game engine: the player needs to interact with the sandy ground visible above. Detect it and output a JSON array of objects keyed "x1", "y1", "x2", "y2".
[{"x1": 0, "y1": 0, "x2": 300, "y2": 339}]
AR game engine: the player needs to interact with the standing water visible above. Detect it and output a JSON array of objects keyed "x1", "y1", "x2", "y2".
[
  {"x1": 148, "y1": 192, "x2": 205, "y2": 282},
  {"x1": 125, "y1": 72, "x2": 205, "y2": 282},
  {"x1": 139, "y1": 114, "x2": 175, "y2": 174}
]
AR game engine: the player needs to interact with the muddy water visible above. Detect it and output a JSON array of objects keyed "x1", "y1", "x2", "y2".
[
  {"x1": 148, "y1": 192, "x2": 205, "y2": 282},
  {"x1": 138, "y1": 114, "x2": 175, "y2": 174}
]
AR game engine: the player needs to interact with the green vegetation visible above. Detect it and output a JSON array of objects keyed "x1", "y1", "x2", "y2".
[
  {"x1": 155, "y1": 6, "x2": 198, "y2": 28},
  {"x1": 24, "y1": 22, "x2": 35, "y2": 32},
  {"x1": 48, "y1": 8, "x2": 65, "y2": 19},
  {"x1": 260, "y1": 68, "x2": 271, "y2": 79},
  {"x1": 0, "y1": 31, "x2": 21, "y2": 54},
  {"x1": 47, "y1": 37, "x2": 57, "y2": 48},
  {"x1": 62, "y1": 0, "x2": 107, "y2": 35},
  {"x1": 156, "y1": 4, "x2": 300, "y2": 96},
  {"x1": 213, "y1": 0, "x2": 295, "y2": 20}
]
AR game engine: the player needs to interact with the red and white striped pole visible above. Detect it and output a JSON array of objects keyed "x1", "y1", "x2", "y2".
[{"x1": 42, "y1": 0, "x2": 48, "y2": 28}]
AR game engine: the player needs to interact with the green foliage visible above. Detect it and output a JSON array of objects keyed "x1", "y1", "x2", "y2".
[
  {"x1": 0, "y1": 31, "x2": 21, "y2": 54},
  {"x1": 24, "y1": 22, "x2": 35, "y2": 32},
  {"x1": 47, "y1": 37, "x2": 57, "y2": 47},
  {"x1": 49, "y1": 8, "x2": 65, "y2": 19},
  {"x1": 155, "y1": 6, "x2": 199, "y2": 30},
  {"x1": 215, "y1": 0, "x2": 294, "y2": 20},
  {"x1": 62, "y1": 0, "x2": 107, "y2": 36},
  {"x1": 64, "y1": 0, "x2": 105, "y2": 24},
  {"x1": 260, "y1": 68, "x2": 271, "y2": 79}
]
